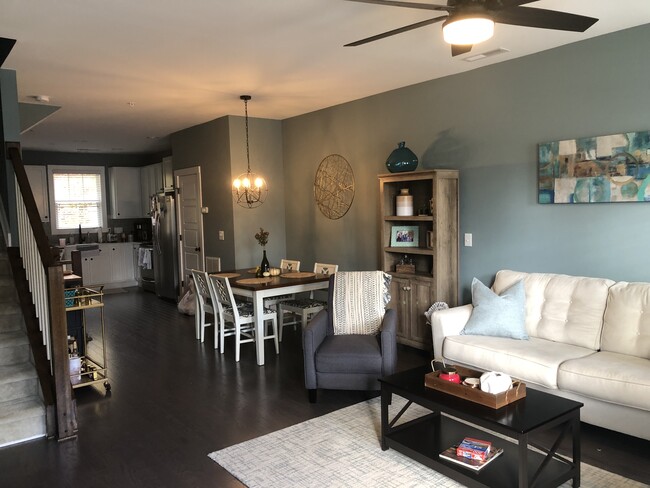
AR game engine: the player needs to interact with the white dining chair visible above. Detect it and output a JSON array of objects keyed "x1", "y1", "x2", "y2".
[
  {"x1": 264, "y1": 258, "x2": 302, "y2": 309},
  {"x1": 280, "y1": 259, "x2": 300, "y2": 273},
  {"x1": 190, "y1": 269, "x2": 215, "y2": 344},
  {"x1": 208, "y1": 274, "x2": 279, "y2": 362},
  {"x1": 277, "y1": 263, "x2": 338, "y2": 342}
]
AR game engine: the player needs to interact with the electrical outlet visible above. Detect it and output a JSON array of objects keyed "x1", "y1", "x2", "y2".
[
  {"x1": 218, "y1": 230, "x2": 225, "y2": 241},
  {"x1": 464, "y1": 233, "x2": 473, "y2": 247}
]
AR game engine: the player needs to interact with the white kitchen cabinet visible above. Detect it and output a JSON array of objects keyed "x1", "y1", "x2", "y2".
[
  {"x1": 140, "y1": 163, "x2": 162, "y2": 216},
  {"x1": 24, "y1": 165, "x2": 49, "y2": 222},
  {"x1": 81, "y1": 243, "x2": 138, "y2": 289},
  {"x1": 81, "y1": 248, "x2": 110, "y2": 287},
  {"x1": 162, "y1": 156, "x2": 174, "y2": 192},
  {"x1": 109, "y1": 167, "x2": 142, "y2": 219}
]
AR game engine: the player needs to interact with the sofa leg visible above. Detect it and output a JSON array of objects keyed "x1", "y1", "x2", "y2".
[{"x1": 308, "y1": 389, "x2": 317, "y2": 403}]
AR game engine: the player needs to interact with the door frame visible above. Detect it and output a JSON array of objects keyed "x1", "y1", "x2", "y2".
[{"x1": 174, "y1": 166, "x2": 205, "y2": 290}]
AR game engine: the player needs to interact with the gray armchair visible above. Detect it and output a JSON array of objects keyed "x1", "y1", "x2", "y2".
[{"x1": 302, "y1": 273, "x2": 397, "y2": 403}]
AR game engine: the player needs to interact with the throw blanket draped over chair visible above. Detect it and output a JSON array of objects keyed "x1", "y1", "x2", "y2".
[
  {"x1": 332, "y1": 271, "x2": 391, "y2": 336},
  {"x1": 303, "y1": 271, "x2": 397, "y2": 403}
]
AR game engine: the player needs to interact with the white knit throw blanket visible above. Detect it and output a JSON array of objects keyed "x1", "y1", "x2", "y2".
[{"x1": 332, "y1": 271, "x2": 391, "y2": 335}]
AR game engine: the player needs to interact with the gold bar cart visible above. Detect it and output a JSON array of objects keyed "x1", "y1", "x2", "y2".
[{"x1": 64, "y1": 286, "x2": 111, "y2": 391}]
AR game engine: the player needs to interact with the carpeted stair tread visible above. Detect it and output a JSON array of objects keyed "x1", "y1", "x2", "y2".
[
  {"x1": 0, "y1": 396, "x2": 44, "y2": 425},
  {"x1": 0, "y1": 330, "x2": 29, "y2": 348},
  {"x1": 0, "y1": 362, "x2": 38, "y2": 385},
  {"x1": 0, "y1": 301, "x2": 21, "y2": 315}
]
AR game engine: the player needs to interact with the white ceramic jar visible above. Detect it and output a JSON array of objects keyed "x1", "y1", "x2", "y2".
[{"x1": 396, "y1": 188, "x2": 414, "y2": 216}]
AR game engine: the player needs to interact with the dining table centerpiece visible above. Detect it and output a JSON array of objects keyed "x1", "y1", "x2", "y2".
[{"x1": 255, "y1": 227, "x2": 271, "y2": 276}]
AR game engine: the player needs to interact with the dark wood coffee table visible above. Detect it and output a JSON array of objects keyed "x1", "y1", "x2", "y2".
[{"x1": 380, "y1": 366, "x2": 583, "y2": 488}]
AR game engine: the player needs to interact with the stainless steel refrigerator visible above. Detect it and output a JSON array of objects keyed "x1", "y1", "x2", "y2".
[{"x1": 152, "y1": 193, "x2": 179, "y2": 301}]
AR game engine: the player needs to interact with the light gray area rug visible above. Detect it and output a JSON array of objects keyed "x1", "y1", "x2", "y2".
[{"x1": 209, "y1": 397, "x2": 646, "y2": 488}]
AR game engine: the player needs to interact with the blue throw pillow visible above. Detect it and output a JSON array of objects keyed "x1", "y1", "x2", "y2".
[{"x1": 461, "y1": 278, "x2": 528, "y2": 340}]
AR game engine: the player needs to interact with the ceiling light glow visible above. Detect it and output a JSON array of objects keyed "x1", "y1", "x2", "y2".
[{"x1": 443, "y1": 16, "x2": 495, "y2": 45}]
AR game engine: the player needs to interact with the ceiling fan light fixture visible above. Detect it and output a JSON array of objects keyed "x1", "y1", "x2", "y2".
[{"x1": 443, "y1": 15, "x2": 495, "y2": 46}]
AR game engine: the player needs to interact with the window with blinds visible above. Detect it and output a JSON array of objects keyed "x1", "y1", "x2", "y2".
[{"x1": 48, "y1": 166, "x2": 108, "y2": 234}]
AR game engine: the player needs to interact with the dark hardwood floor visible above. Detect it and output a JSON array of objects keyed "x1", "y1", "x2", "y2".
[{"x1": 0, "y1": 288, "x2": 648, "y2": 487}]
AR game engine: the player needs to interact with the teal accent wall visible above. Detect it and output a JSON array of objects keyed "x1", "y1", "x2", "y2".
[{"x1": 282, "y1": 25, "x2": 650, "y2": 302}]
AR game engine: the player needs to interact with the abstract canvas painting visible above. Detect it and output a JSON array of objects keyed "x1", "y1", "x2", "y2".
[{"x1": 538, "y1": 131, "x2": 650, "y2": 204}]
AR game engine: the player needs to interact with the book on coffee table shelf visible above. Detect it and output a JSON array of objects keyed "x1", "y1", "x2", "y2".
[{"x1": 439, "y1": 444, "x2": 504, "y2": 472}]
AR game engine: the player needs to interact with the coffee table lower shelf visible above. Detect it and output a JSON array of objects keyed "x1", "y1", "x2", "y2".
[{"x1": 384, "y1": 414, "x2": 576, "y2": 488}]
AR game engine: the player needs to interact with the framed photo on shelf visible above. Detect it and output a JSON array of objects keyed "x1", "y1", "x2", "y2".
[{"x1": 390, "y1": 225, "x2": 419, "y2": 247}]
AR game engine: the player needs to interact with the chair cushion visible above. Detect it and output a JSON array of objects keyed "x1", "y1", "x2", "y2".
[
  {"x1": 461, "y1": 278, "x2": 528, "y2": 340},
  {"x1": 315, "y1": 335, "x2": 382, "y2": 374},
  {"x1": 558, "y1": 351, "x2": 650, "y2": 411},
  {"x1": 443, "y1": 335, "x2": 594, "y2": 389},
  {"x1": 224, "y1": 303, "x2": 274, "y2": 318},
  {"x1": 493, "y1": 270, "x2": 613, "y2": 350},
  {"x1": 601, "y1": 282, "x2": 650, "y2": 359},
  {"x1": 284, "y1": 298, "x2": 326, "y2": 309}
]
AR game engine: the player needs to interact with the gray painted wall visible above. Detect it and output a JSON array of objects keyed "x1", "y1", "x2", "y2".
[
  {"x1": 171, "y1": 116, "x2": 236, "y2": 270},
  {"x1": 282, "y1": 24, "x2": 650, "y2": 303},
  {"x1": 1, "y1": 69, "x2": 21, "y2": 243},
  {"x1": 229, "y1": 115, "x2": 286, "y2": 270},
  {"x1": 170, "y1": 115, "x2": 286, "y2": 271}
]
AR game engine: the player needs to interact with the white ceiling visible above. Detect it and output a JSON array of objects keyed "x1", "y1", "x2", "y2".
[{"x1": 2, "y1": 1, "x2": 650, "y2": 154}]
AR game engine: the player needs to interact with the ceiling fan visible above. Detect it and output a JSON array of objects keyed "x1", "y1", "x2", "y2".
[{"x1": 344, "y1": 0, "x2": 598, "y2": 57}]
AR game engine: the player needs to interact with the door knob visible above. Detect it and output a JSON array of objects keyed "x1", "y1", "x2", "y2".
[{"x1": 195, "y1": 247, "x2": 201, "y2": 252}]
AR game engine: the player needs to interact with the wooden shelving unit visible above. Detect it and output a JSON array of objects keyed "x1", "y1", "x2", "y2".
[{"x1": 379, "y1": 170, "x2": 459, "y2": 350}]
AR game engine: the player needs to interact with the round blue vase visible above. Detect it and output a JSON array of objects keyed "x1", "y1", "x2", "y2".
[{"x1": 386, "y1": 141, "x2": 418, "y2": 173}]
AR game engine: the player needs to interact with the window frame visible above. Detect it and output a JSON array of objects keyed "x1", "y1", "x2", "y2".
[{"x1": 47, "y1": 165, "x2": 108, "y2": 236}]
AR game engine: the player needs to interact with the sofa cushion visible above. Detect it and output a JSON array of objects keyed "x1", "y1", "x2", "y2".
[
  {"x1": 442, "y1": 335, "x2": 594, "y2": 389},
  {"x1": 315, "y1": 335, "x2": 381, "y2": 374},
  {"x1": 601, "y1": 282, "x2": 650, "y2": 359},
  {"x1": 493, "y1": 270, "x2": 613, "y2": 350},
  {"x1": 461, "y1": 278, "x2": 528, "y2": 340},
  {"x1": 559, "y1": 351, "x2": 650, "y2": 411}
]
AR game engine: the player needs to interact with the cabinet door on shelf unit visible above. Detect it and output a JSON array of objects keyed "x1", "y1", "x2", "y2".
[
  {"x1": 388, "y1": 276, "x2": 411, "y2": 340},
  {"x1": 409, "y1": 278, "x2": 434, "y2": 346}
]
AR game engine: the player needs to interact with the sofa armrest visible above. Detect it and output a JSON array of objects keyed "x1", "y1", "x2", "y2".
[
  {"x1": 431, "y1": 304, "x2": 473, "y2": 359},
  {"x1": 302, "y1": 309, "x2": 328, "y2": 389},
  {"x1": 380, "y1": 308, "x2": 397, "y2": 376}
]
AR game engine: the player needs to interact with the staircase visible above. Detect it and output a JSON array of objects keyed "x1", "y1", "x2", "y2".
[{"x1": 0, "y1": 240, "x2": 47, "y2": 448}]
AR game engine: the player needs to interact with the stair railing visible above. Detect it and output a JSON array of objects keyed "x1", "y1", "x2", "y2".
[{"x1": 6, "y1": 142, "x2": 77, "y2": 441}]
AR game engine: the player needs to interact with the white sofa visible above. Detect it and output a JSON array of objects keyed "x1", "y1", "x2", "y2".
[{"x1": 431, "y1": 270, "x2": 650, "y2": 440}]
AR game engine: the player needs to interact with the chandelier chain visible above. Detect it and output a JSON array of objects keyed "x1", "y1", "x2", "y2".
[{"x1": 244, "y1": 97, "x2": 251, "y2": 173}]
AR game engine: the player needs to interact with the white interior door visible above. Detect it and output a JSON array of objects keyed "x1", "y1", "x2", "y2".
[{"x1": 174, "y1": 167, "x2": 204, "y2": 290}]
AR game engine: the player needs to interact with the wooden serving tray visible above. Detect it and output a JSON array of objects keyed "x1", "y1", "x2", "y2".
[{"x1": 424, "y1": 365, "x2": 526, "y2": 409}]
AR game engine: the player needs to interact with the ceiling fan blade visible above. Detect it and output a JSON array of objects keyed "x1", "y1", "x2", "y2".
[
  {"x1": 451, "y1": 44, "x2": 473, "y2": 57},
  {"x1": 493, "y1": 6, "x2": 598, "y2": 32},
  {"x1": 345, "y1": 16, "x2": 447, "y2": 47},
  {"x1": 486, "y1": 0, "x2": 537, "y2": 8},
  {"x1": 344, "y1": 0, "x2": 451, "y2": 12}
]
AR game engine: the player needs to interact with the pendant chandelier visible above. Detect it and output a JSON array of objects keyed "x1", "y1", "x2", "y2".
[{"x1": 232, "y1": 95, "x2": 268, "y2": 209}]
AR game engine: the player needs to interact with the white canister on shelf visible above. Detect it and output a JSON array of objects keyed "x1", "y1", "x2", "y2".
[{"x1": 396, "y1": 188, "x2": 413, "y2": 216}]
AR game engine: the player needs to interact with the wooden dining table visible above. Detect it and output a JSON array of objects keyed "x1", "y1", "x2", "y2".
[{"x1": 212, "y1": 269, "x2": 331, "y2": 366}]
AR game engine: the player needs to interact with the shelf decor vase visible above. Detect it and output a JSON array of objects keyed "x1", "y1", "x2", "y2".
[
  {"x1": 386, "y1": 141, "x2": 418, "y2": 173},
  {"x1": 396, "y1": 188, "x2": 414, "y2": 216}
]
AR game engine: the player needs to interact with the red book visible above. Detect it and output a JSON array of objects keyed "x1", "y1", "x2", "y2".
[{"x1": 456, "y1": 437, "x2": 492, "y2": 461}]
